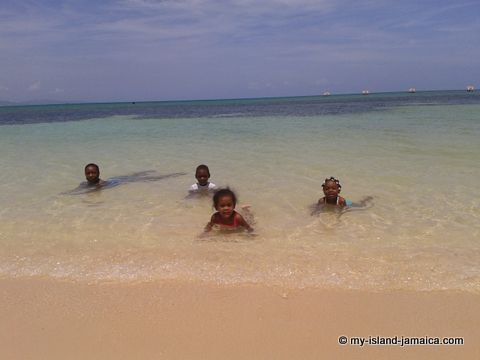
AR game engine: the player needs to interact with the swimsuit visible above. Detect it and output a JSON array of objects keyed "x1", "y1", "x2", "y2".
[
  {"x1": 323, "y1": 197, "x2": 352, "y2": 205},
  {"x1": 190, "y1": 182, "x2": 218, "y2": 191},
  {"x1": 215, "y1": 211, "x2": 237, "y2": 228},
  {"x1": 323, "y1": 196, "x2": 340, "y2": 205},
  {"x1": 86, "y1": 178, "x2": 119, "y2": 189},
  {"x1": 103, "y1": 178, "x2": 120, "y2": 188}
]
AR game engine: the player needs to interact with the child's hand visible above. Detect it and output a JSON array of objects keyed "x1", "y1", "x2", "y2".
[
  {"x1": 247, "y1": 227, "x2": 254, "y2": 233},
  {"x1": 197, "y1": 231, "x2": 209, "y2": 239},
  {"x1": 198, "y1": 226, "x2": 212, "y2": 238},
  {"x1": 95, "y1": 180, "x2": 107, "y2": 189}
]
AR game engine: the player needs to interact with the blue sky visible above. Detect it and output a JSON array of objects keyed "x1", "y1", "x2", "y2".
[{"x1": 1, "y1": 0, "x2": 478, "y2": 102}]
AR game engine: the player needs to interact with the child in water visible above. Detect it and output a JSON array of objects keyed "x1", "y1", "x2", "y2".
[
  {"x1": 65, "y1": 163, "x2": 186, "y2": 194},
  {"x1": 311, "y1": 176, "x2": 373, "y2": 216},
  {"x1": 317, "y1": 176, "x2": 350, "y2": 206},
  {"x1": 189, "y1": 164, "x2": 218, "y2": 194},
  {"x1": 84, "y1": 163, "x2": 110, "y2": 189},
  {"x1": 202, "y1": 188, "x2": 254, "y2": 234}
]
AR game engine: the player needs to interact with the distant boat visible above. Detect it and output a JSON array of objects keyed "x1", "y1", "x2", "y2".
[
  {"x1": 408, "y1": 88, "x2": 416, "y2": 93},
  {"x1": 323, "y1": 92, "x2": 330, "y2": 96},
  {"x1": 362, "y1": 90, "x2": 369, "y2": 95},
  {"x1": 466, "y1": 85, "x2": 474, "y2": 92}
]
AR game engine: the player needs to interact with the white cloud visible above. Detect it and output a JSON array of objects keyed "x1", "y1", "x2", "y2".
[
  {"x1": 1, "y1": 0, "x2": 478, "y2": 102},
  {"x1": 27, "y1": 82, "x2": 41, "y2": 91},
  {"x1": 49, "y1": 88, "x2": 65, "y2": 94}
]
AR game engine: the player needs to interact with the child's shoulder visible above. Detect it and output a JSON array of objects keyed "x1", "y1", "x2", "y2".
[
  {"x1": 190, "y1": 182, "x2": 217, "y2": 190},
  {"x1": 338, "y1": 196, "x2": 353, "y2": 206}
]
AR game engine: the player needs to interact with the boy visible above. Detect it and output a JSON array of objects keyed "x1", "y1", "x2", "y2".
[
  {"x1": 84, "y1": 163, "x2": 107, "y2": 189},
  {"x1": 189, "y1": 164, "x2": 217, "y2": 194}
]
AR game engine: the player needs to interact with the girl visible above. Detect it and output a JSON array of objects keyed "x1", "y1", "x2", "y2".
[
  {"x1": 317, "y1": 176, "x2": 350, "y2": 206},
  {"x1": 202, "y1": 188, "x2": 254, "y2": 234},
  {"x1": 312, "y1": 176, "x2": 373, "y2": 215}
]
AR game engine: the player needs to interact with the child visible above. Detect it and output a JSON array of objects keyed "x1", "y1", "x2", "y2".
[
  {"x1": 60, "y1": 163, "x2": 119, "y2": 194},
  {"x1": 311, "y1": 177, "x2": 373, "y2": 216},
  {"x1": 202, "y1": 188, "x2": 254, "y2": 234},
  {"x1": 84, "y1": 163, "x2": 109, "y2": 189},
  {"x1": 66, "y1": 164, "x2": 185, "y2": 194},
  {"x1": 317, "y1": 176, "x2": 351, "y2": 206},
  {"x1": 189, "y1": 164, "x2": 218, "y2": 194}
]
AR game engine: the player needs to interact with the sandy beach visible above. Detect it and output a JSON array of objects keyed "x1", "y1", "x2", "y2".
[{"x1": 1, "y1": 278, "x2": 478, "y2": 359}]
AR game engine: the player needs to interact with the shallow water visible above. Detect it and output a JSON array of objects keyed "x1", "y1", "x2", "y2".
[{"x1": 1, "y1": 92, "x2": 479, "y2": 292}]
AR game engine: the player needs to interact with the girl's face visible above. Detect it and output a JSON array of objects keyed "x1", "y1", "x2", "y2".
[
  {"x1": 216, "y1": 195, "x2": 235, "y2": 218},
  {"x1": 323, "y1": 180, "x2": 340, "y2": 200},
  {"x1": 85, "y1": 165, "x2": 100, "y2": 184}
]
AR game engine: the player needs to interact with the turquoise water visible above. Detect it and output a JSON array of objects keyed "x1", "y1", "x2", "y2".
[{"x1": 1, "y1": 93, "x2": 479, "y2": 292}]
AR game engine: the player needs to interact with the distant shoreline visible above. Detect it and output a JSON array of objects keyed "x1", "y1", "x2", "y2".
[{"x1": 0, "y1": 88, "x2": 475, "y2": 107}]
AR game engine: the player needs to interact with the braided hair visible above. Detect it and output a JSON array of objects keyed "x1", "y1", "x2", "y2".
[{"x1": 322, "y1": 176, "x2": 342, "y2": 193}]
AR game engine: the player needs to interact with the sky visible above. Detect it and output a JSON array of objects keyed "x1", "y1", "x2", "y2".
[{"x1": 1, "y1": 0, "x2": 479, "y2": 103}]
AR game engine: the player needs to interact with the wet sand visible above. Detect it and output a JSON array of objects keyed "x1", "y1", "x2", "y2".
[{"x1": 1, "y1": 278, "x2": 478, "y2": 359}]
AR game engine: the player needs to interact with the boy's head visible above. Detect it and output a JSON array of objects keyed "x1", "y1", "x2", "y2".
[
  {"x1": 85, "y1": 163, "x2": 100, "y2": 184},
  {"x1": 213, "y1": 188, "x2": 236, "y2": 210},
  {"x1": 195, "y1": 164, "x2": 211, "y2": 186}
]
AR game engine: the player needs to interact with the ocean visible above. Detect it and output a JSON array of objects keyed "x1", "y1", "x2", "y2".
[{"x1": 1, "y1": 91, "x2": 479, "y2": 292}]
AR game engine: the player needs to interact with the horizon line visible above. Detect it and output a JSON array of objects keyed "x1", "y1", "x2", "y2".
[{"x1": 0, "y1": 88, "x2": 475, "y2": 107}]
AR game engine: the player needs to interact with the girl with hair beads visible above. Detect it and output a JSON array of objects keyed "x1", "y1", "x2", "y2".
[
  {"x1": 317, "y1": 176, "x2": 351, "y2": 206},
  {"x1": 311, "y1": 176, "x2": 373, "y2": 216},
  {"x1": 202, "y1": 188, "x2": 254, "y2": 235}
]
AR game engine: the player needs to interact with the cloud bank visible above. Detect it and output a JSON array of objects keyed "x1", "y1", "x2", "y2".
[{"x1": 1, "y1": 0, "x2": 478, "y2": 102}]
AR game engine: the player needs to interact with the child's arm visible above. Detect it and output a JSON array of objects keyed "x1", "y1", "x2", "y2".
[
  {"x1": 87, "y1": 179, "x2": 106, "y2": 190},
  {"x1": 95, "y1": 180, "x2": 107, "y2": 189},
  {"x1": 235, "y1": 213, "x2": 254, "y2": 233},
  {"x1": 203, "y1": 214, "x2": 217, "y2": 233},
  {"x1": 198, "y1": 215, "x2": 217, "y2": 238},
  {"x1": 61, "y1": 181, "x2": 88, "y2": 195}
]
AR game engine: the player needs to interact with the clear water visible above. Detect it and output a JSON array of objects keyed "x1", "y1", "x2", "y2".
[{"x1": 1, "y1": 91, "x2": 479, "y2": 292}]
